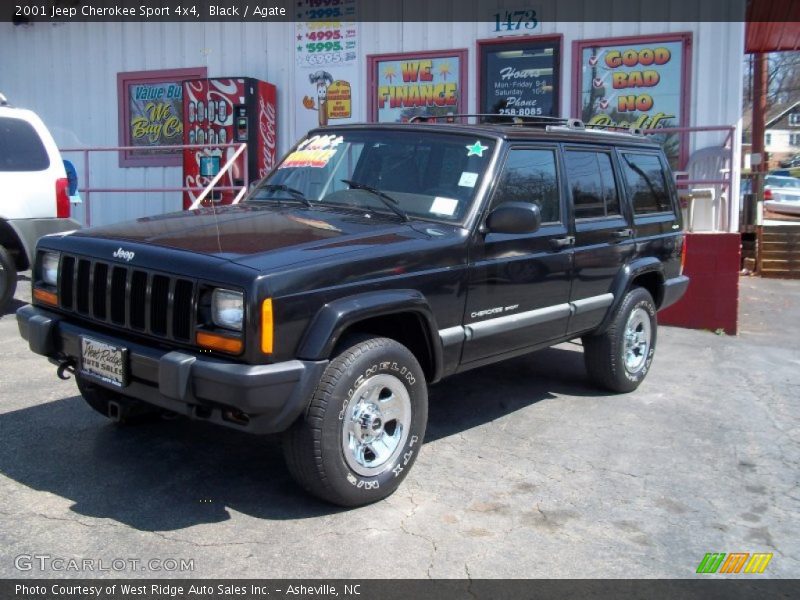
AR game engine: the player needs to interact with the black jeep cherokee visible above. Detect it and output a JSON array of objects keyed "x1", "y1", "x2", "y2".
[{"x1": 17, "y1": 119, "x2": 688, "y2": 506}]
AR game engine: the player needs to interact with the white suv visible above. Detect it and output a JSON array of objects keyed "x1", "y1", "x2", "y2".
[{"x1": 0, "y1": 94, "x2": 80, "y2": 310}]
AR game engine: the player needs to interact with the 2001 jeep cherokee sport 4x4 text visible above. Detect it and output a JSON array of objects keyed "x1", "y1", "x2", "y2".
[{"x1": 17, "y1": 118, "x2": 688, "y2": 506}]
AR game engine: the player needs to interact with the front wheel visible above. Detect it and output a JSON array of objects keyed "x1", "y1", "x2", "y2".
[
  {"x1": 583, "y1": 286, "x2": 657, "y2": 393},
  {"x1": 283, "y1": 336, "x2": 428, "y2": 507}
]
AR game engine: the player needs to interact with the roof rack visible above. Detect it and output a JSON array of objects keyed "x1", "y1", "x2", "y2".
[
  {"x1": 407, "y1": 113, "x2": 644, "y2": 136},
  {"x1": 583, "y1": 122, "x2": 645, "y2": 136},
  {"x1": 408, "y1": 113, "x2": 574, "y2": 126}
]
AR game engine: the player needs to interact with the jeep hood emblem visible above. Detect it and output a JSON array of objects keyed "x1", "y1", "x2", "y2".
[{"x1": 113, "y1": 247, "x2": 135, "y2": 262}]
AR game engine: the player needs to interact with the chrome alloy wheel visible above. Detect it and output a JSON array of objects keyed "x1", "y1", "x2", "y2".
[
  {"x1": 341, "y1": 374, "x2": 411, "y2": 476},
  {"x1": 623, "y1": 307, "x2": 652, "y2": 374}
]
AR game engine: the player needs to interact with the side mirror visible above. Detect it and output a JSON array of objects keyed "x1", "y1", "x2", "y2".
[{"x1": 484, "y1": 202, "x2": 542, "y2": 234}]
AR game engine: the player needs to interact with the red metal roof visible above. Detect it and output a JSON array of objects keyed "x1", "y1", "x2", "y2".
[{"x1": 746, "y1": 0, "x2": 800, "y2": 53}]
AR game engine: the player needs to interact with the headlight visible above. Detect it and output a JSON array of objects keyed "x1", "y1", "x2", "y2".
[
  {"x1": 41, "y1": 252, "x2": 60, "y2": 286},
  {"x1": 211, "y1": 289, "x2": 244, "y2": 331}
]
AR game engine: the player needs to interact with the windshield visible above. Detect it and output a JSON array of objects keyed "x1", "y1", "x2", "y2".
[
  {"x1": 246, "y1": 129, "x2": 496, "y2": 223},
  {"x1": 766, "y1": 176, "x2": 800, "y2": 189}
]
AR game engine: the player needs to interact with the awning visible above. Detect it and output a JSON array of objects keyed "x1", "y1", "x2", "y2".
[{"x1": 746, "y1": 0, "x2": 800, "y2": 53}]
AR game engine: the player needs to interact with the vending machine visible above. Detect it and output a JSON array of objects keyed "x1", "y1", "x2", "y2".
[{"x1": 182, "y1": 77, "x2": 277, "y2": 209}]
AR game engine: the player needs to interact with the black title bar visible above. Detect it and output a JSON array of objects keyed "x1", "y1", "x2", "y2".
[
  {"x1": 4, "y1": 579, "x2": 800, "y2": 600},
  {"x1": 6, "y1": 0, "x2": 776, "y2": 24}
]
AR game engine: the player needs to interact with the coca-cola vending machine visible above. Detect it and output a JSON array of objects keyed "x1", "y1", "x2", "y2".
[{"x1": 182, "y1": 77, "x2": 277, "y2": 209}]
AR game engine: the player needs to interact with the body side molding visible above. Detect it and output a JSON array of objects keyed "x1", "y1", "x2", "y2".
[{"x1": 440, "y1": 293, "x2": 616, "y2": 344}]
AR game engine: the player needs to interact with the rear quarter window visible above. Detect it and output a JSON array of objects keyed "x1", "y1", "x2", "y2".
[
  {"x1": 0, "y1": 116, "x2": 50, "y2": 172},
  {"x1": 620, "y1": 152, "x2": 672, "y2": 214}
]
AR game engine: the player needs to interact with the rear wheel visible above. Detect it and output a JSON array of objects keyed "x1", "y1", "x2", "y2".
[
  {"x1": 583, "y1": 286, "x2": 657, "y2": 393},
  {"x1": 0, "y1": 245, "x2": 18, "y2": 313},
  {"x1": 283, "y1": 336, "x2": 428, "y2": 507},
  {"x1": 76, "y1": 374, "x2": 163, "y2": 425}
]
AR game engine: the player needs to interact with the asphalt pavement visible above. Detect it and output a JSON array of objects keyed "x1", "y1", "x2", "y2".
[{"x1": 0, "y1": 273, "x2": 798, "y2": 578}]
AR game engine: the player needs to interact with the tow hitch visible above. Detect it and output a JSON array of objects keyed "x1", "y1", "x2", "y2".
[{"x1": 56, "y1": 359, "x2": 76, "y2": 380}]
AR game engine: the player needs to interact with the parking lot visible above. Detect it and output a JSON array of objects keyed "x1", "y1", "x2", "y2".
[{"x1": 0, "y1": 274, "x2": 798, "y2": 579}]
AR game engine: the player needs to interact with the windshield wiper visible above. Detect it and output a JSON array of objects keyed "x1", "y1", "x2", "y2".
[
  {"x1": 340, "y1": 179, "x2": 410, "y2": 222},
  {"x1": 254, "y1": 184, "x2": 313, "y2": 208}
]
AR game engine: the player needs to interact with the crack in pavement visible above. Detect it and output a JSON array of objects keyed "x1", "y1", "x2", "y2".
[{"x1": 398, "y1": 488, "x2": 438, "y2": 579}]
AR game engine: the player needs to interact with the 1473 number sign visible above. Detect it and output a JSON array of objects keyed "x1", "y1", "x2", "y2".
[{"x1": 492, "y1": 10, "x2": 539, "y2": 33}]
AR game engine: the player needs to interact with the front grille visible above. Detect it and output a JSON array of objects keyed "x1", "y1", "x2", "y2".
[{"x1": 57, "y1": 254, "x2": 197, "y2": 343}]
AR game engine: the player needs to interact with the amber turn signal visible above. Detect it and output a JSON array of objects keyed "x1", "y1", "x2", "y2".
[
  {"x1": 261, "y1": 298, "x2": 273, "y2": 354},
  {"x1": 196, "y1": 331, "x2": 243, "y2": 354},
  {"x1": 33, "y1": 287, "x2": 58, "y2": 307}
]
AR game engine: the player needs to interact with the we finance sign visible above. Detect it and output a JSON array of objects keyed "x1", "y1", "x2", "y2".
[{"x1": 372, "y1": 51, "x2": 466, "y2": 122}]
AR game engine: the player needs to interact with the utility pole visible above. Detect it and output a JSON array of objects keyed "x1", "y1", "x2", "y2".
[{"x1": 752, "y1": 52, "x2": 768, "y2": 274}]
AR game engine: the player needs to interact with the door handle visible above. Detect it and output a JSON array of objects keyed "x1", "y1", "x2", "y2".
[
  {"x1": 549, "y1": 235, "x2": 575, "y2": 251},
  {"x1": 612, "y1": 228, "x2": 633, "y2": 240}
]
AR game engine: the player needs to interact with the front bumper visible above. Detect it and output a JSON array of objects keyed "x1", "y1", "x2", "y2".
[{"x1": 17, "y1": 304, "x2": 327, "y2": 434}]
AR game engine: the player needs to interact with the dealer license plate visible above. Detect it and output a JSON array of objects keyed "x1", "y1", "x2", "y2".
[{"x1": 80, "y1": 336, "x2": 128, "y2": 388}]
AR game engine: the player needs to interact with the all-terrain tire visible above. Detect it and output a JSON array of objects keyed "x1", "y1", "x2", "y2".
[
  {"x1": 583, "y1": 286, "x2": 658, "y2": 393},
  {"x1": 283, "y1": 336, "x2": 428, "y2": 507},
  {"x1": 0, "y1": 245, "x2": 18, "y2": 313}
]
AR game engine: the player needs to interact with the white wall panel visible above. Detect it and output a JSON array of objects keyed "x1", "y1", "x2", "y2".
[{"x1": 0, "y1": 11, "x2": 745, "y2": 229}]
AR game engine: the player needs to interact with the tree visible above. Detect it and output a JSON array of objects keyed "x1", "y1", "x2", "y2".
[{"x1": 743, "y1": 51, "x2": 800, "y2": 110}]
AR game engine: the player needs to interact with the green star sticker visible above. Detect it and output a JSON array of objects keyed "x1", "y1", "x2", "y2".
[{"x1": 466, "y1": 140, "x2": 489, "y2": 157}]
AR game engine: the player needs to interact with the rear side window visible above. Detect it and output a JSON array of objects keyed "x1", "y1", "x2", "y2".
[
  {"x1": 620, "y1": 152, "x2": 672, "y2": 214},
  {"x1": 564, "y1": 150, "x2": 620, "y2": 219},
  {"x1": 492, "y1": 148, "x2": 561, "y2": 223},
  {"x1": 0, "y1": 116, "x2": 50, "y2": 172}
]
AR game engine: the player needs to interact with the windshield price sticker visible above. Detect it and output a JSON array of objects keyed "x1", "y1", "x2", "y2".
[
  {"x1": 298, "y1": 134, "x2": 344, "y2": 150},
  {"x1": 430, "y1": 197, "x2": 459, "y2": 216},
  {"x1": 458, "y1": 172, "x2": 479, "y2": 187},
  {"x1": 279, "y1": 134, "x2": 344, "y2": 169},
  {"x1": 278, "y1": 149, "x2": 336, "y2": 169}
]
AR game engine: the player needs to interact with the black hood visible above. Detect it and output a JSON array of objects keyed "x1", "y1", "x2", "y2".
[{"x1": 71, "y1": 204, "x2": 448, "y2": 271}]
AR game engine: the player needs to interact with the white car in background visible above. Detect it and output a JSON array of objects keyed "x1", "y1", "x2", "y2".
[
  {"x1": 763, "y1": 175, "x2": 800, "y2": 217},
  {"x1": 0, "y1": 94, "x2": 80, "y2": 311}
]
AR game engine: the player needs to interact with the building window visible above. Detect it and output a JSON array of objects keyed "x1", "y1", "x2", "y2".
[
  {"x1": 789, "y1": 113, "x2": 800, "y2": 126},
  {"x1": 478, "y1": 35, "x2": 562, "y2": 118},
  {"x1": 765, "y1": 133, "x2": 772, "y2": 146},
  {"x1": 790, "y1": 133, "x2": 800, "y2": 147},
  {"x1": 367, "y1": 49, "x2": 468, "y2": 123},
  {"x1": 117, "y1": 67, "x2": 206, "y2": 167}
]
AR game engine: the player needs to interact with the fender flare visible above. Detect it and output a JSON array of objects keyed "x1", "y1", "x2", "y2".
[
  {"x1": 296, "y1": 289, "x2": 442, "y2": 381},
  {"x1": 594, "y1": 257, "x2": 665, "y2": 335}
]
